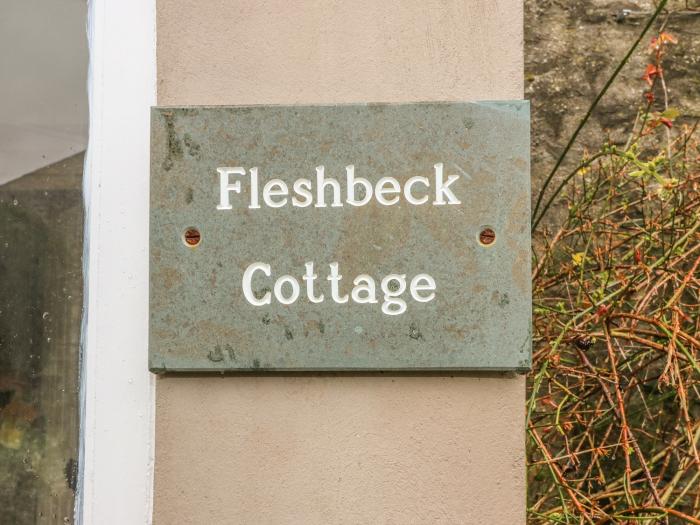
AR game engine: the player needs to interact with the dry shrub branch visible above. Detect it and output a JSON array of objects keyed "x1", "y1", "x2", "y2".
[{"x1": 529, "y1": 21, "x2": 700, "y2": 525}]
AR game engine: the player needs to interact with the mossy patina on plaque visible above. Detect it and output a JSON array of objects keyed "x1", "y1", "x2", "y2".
[{"x1": 149, "y1": 102, "x2": 531, "y2": 372}]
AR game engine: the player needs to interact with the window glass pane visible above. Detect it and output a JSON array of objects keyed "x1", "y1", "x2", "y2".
[{"x1": 0, "y1": 1, "x2": 87, "y2": 522}]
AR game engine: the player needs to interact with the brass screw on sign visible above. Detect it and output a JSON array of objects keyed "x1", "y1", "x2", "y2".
[
  {"x1": 183, "y1": 227, "x2": 201, "y2": 247},
  {"x1": 479, "y1": 227, "x2": 496, "y2": 246}
]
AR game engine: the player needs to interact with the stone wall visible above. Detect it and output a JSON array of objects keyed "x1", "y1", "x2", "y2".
[{"x1": 525, "y1": 0, "x2": 700, "y2": 218}]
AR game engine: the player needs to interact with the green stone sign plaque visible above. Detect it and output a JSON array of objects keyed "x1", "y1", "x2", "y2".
[{"x1": 149, "y1": 102, "x2": 531, "y2": 372}]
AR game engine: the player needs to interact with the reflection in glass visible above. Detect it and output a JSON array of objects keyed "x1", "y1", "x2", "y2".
[{"x1": 0, "y1": 1, "x2": 87, "y2": 522}]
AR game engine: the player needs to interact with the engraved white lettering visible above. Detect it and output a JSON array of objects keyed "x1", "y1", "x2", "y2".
[
  {"x1": 432, "y1": 162, "x2": 461, "y2": 205},
  {"x1": 215, "y1": 164, "x2": 462, "y2": 210},
  {"x1": 242, "y1": 262, "x2": 271, "y2": 306},
  {"x1": 241, "y1": 262, "x2": 437, "y2": 315},
  {"x1": 216, "y1": 167, "x2": 245, "y2": 210}
]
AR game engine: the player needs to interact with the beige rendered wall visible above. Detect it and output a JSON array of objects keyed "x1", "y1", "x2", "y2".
[{"x1": 154, "y1": 1, "x2": 526, "y2": 524}]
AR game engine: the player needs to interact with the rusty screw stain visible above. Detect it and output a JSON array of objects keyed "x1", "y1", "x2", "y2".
[
  {"x1": 184, "y1": 227, "x2": 201, "y2": 247},
  {"x1": 479, "y1": 228, "x2": 496, "y2": 246}
]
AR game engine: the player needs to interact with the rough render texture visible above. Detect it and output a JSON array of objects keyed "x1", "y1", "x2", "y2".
[
  {"x1": 154, "y1": 1, "x2": 526, "y2": 523},
  {"x1": 156, "y1": 0, "x2": 524, "y2": 105},
  {"x1": 525, "y1": 0, "x2": 700, "y2": 228},
  {"x1": 155, "y1": 376, "x2": 525, "y2": 524}
]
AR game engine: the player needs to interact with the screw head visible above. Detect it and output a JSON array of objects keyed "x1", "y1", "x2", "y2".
[
  {"x1": 479, "y1": 227, "x2": 496, "y2": 246},
  {"x1": 183, "y1": 227, "x2": 201, "y2": 247}
]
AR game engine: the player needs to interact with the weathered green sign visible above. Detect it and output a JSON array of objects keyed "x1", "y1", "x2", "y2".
[{"x1": 149, "y1": 102, "x2": 531, "y2": 372}]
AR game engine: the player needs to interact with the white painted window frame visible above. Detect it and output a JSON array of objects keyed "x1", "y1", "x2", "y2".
[{"x1": 78, "y1": 0, "x2": 156, "y2": 523}]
